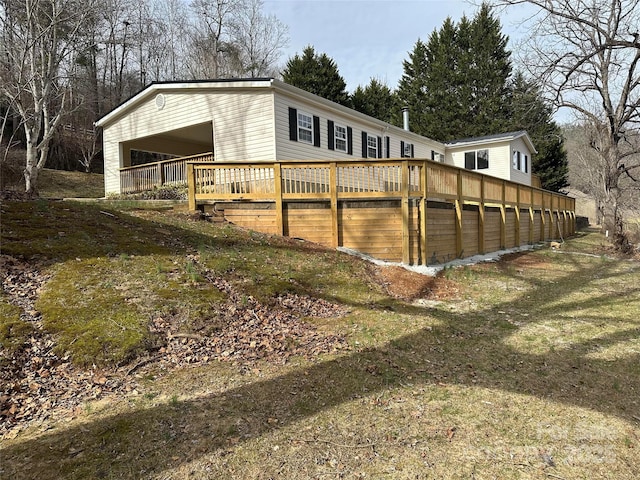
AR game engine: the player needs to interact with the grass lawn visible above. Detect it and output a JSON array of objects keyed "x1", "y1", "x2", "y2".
[
  {"x1": 0, "y1": 200, "x2": 638, "y2": 479},
  {"x1": 1, "y1": 167, "x2": 104, "y2": 199}
]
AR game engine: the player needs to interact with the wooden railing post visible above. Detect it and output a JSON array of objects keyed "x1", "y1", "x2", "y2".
[
  {"x1": 479, "y1": 176, "x2": 485, "y2": 254},
  {"x1": 540, "y1": 193, "x2": 546, "y2": 241},
  {"x1": 500, "y1": 180, "x2": 506, "y2": 249},
  {"x1": 420, "y1": 161, "x2": 428, "y2": 265},
  {"x1": 515, "y1": 184, "x2": 521, "y2": 246},
  {"x1": 187, "y1": 163, "x2": 196, "y2": 211},
  {"x1": 402, "y1": 160, "x2": 410, "y2": 264},
  {"x1": 158, "y1": 162, "x2": 165, "y2": 188},
  {"x1": 274, "y1": 163, "x2": 284, "y2": 236},
  {"x1": 455, "y1": 170, "x2": 464, "y2": 258},
  {"x1": 330, "y1": 162, "x2": 339, "y2": 248}
]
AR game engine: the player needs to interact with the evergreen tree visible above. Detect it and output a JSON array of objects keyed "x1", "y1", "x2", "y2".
[
  {"x1": 350, "y1": 78, "x2": 397, "y2": 123},
  {"x1": 396, "y1": 3, "x2": 511, "y2": 141},
  {"x1": 281, "y1": 46, "x2": 349, "y2": 106},
  {"x1": 509, "y1": 72, "x2": 568, "y2": 191}
]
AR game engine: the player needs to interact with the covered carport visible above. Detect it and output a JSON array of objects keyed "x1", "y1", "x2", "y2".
[{"x1": 120, "y1": 121, "x2": 214, "y2": 167}]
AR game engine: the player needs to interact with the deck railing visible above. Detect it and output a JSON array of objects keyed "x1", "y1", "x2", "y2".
[
  {"x1": 120, "y1": 153, "x2": 214, "y2": 194},
  {"x1": 187, "y1": 158, "x2": 574, "y2": 210},
  {"x1": 186, "y1": 158, "x2": 576, "y2": 265}
]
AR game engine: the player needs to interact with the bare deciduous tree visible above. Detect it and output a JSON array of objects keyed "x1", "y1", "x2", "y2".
[
  {"x1": 186, "y1": 0, "x2": 287, "y2": 79},
  {"x1": 490, "y1": 0, "x2": 640, "y2": 249},
  {"x1": 0, "y1": 0, "x2": 100, "y2": 193}
]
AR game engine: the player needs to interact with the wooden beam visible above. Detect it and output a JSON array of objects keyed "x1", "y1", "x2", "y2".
[
  {"x1": 330, "y1": 162, "x2": 339, "y2": 248},
  {"x1": 540, "y1": 194, "x2": 546, "y2": 241},
  {"x1": 187, "y1": 163, "x2": 196, "y2": 211},
  {"x1": 478, "y1": 176, "x2": 485, "y2": 254},
  {"x1": 515, "y1": 184, "x2": 521, "y2": 246},
  {"x1": 455, "y1": 170, "x2": 463, "y2": 257},
  {"x1": 274, "y1": 163, "x2": 284, "y2": 236},
  {"x1": 529, "y1": 205, "x2": 534, "y2": 244},
  {"x1": 420, "y1": 161, "x2": 428, "y2": 265},
  {"x1": 402, "y1": 160, "x2": 410, "y2": 264},
  {"x1": 500, "y1": 180, "x2": 506, "y2": 249}
]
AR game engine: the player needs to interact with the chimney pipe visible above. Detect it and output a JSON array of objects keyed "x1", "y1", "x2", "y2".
[{"x1": 402, "y1": 106, "x2": 410, "y2": 131}]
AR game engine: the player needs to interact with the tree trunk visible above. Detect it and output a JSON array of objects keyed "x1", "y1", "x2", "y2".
[{"x1": 24, "y1": 142, "x2": 39, "y2": 194}]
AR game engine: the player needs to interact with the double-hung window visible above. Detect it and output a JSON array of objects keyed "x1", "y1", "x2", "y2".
[
  {"x1": 289, "y1": 107, "x2": 320, "y2": 147},
  {"x1": 367, "y1": 134, "x2": 378, "y2": 158},
  {"x1": 334, "y1": 124, "x2": 347, "y2": 152},
  {"x1": 401, "y1": 141, "x2": 414, "y2": 158},
  {"x1": 464, "y1": 149, "x2": 489, "y2": 170},
  {"x1": 297, "y1": 111, "x2": 313, "y2": 144}
]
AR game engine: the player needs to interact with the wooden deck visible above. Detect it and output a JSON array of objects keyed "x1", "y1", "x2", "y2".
[{"x1": 184, "y1": 156, "x2": 576, "y2": 266}]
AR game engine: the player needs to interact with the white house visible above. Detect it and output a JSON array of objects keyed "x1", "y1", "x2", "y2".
[
  {"x1": 95, "y1": 78, "x2": 535, "y2": 195},
  {"x1": 445, "y1": 131, "x2": 537, "y2": 186}
]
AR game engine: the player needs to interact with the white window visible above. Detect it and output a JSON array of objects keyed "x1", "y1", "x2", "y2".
[
  {"x1": 297, "y1": 111, "x2": 313, "y2": 144},
  {"x1": 403, "y1": 142, "x2": 413, "y2": 158},
  {"x1": 334, "y1": 124, "x2": 347, "y2": 152},
  {"x1": 367, "y1": 134, "x2": 378, "y2": 158},
  {"x1": 465, "y1": 149, "x2": 489, "y2": 170},
  {"x1": 512, "y1": 151, "x2": 528, "y2": 173}
]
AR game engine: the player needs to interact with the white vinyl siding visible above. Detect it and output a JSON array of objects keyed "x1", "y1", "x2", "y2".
[
  {"x1": 274, "y1": 91, "x2": 445, "y2": 162},
  {"x1": 509, "y1": 137, "x2": 532, "y2": 185}
]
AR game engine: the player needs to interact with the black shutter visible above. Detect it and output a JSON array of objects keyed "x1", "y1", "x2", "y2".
[
  {"x1": 288, "y1": 107, "x2": 297, "y2": 141},
  {"x1": 327, "y1": 120, "x2": 334, "y2": 150},
  {"x1": 401, "y1": 141, "x2": 405, "y2": 158},
  {"x1": 385, "y1": 136, "x2": 390, "y2": 158},
  {"x1": 347, "y1": 127, "x2": 353, "y2": 155},
  {"x1": 313, "y1": 115, "x2": 320, "y2": 147},
  {"x1": 361, "y1": 131, "x2": 368, "y2": 158},
  {"x1": 410, "y1": 144, "x2": 414, "y2": 158},
  {"x1": 431, "y1": 150, "x2": 435, "y2": 161},
  {"x1": 377, "y1": 136, "x2": 382, "y2": 158}
]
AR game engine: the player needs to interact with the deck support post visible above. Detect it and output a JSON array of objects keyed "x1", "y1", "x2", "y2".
[
  {"x1": 420, "y1": 161, "x2": 428, "y2": 265},
  {"x1": 515, "y1": 185, "x2": 521, "y2": 246},
  {"x1": 274, "y1": 163, "x2": 284, "y2": 236},
  {"x1": 529, "y1": 204, "x2": 535, "y2": 245},
  {"x1": 478, "y1": 177, "x2": 485, "y2": 254},
  {"x1": 330, "y1": 162, "x2": 339, "y2": 248},
  {"x1": 455, "y1": 170, "x2": 463, "y2": 258},
  {"x1": 402, "y1": 160, "x2": 410, "y2": 264},
  {"x1": 187, "y1": 163, "x2": 196, "y2": 211},
  {"x1": 500, "y1": 181, "x2": 506, "y2": 249},
  {"x1": 540, "y1": 194, "x2": 546, "y2": 241}
]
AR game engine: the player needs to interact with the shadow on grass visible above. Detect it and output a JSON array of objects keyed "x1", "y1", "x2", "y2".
[{"x1": 2, "y1": 249, "x2": 639, "y2": 479}]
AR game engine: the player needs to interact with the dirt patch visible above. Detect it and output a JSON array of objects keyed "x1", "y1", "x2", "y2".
[{"x1": 371, "y1": 266, "x2": 460, "y2": 301}]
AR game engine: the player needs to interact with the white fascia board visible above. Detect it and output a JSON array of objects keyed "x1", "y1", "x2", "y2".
[{"x1": 445, "y1": 131, "x2": 537, "y2": 154}]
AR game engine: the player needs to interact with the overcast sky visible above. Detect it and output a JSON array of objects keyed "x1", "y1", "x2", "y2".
[{"x1": 262, "y1": 0, "x2": 536, "y2": 93}]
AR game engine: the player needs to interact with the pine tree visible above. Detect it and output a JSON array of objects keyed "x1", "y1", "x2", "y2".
[
  {"x1": 396, "y1": 3, "x2": 512, "y2": 141},
  {"x1": 350, "y1": 78, "x2": 397, "y2": 123},
  {"x1": 281, "y1": 46, "x2": 349, "y2": 106}
]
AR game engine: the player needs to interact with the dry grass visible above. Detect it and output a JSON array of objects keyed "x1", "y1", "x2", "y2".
[
  {"x1": 0, "y1": 159, "x2": 104, "y2": 198},
  {"x1": 1, "y1": 202, "x2": 639, "y2": 479}
]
